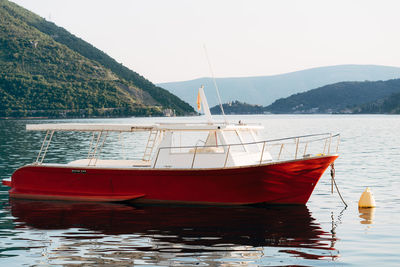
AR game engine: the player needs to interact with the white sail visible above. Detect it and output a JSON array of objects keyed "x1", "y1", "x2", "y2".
[{"x1": 198, "y1": 85, "x2": 213, "y2": 123}]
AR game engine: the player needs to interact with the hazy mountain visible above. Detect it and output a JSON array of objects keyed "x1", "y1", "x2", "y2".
[
  {"x1": 0, "y1": 0, "x2": 194, "y2": 118},
  {"x1": 265, "y1": 79, "x2": 400, "y2": 114},
  {"x1": 158, "y1": 65, "x2": 400, "y2": 108}
]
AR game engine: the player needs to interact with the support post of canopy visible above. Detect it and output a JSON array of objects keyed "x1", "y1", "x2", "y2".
[
  {"x1": 259, "y1": 141, "x2": 266, "y2": 165},
  {"x1": 191, "y1": 147, "x2": 198, "y2": 168},
  {"x1": 295, "y1": 138, "x2": 299, "y2": 159},
  {"x1": 278, "y1": 143, "x2": 284, "y2": 160},
  {"x1": 303, "y1": 142, "x2": 309, "y2": 157},
  {"x1": 88, "y1": 131, "x2": 103, "y2": 166},
  {"x1": 93, "y1": 131, "x2": 109, "y2": 166},
  {"x1": 35, "y1": 130, "x2": 54, "y2": 164},
  {"x1": 223, "y1": 145, "x2": 231, "y2": 168},
  {"x1": 87, "y1": 131, "x2": 108, "y2": 166}
]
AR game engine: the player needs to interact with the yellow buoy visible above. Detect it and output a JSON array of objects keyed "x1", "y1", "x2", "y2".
[{"x1": 358, "y1": 187, "x2": 376, "y2": 208}]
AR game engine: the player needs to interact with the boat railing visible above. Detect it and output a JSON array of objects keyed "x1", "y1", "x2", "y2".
[{"x1": 153, "y1": 133, "x2": 340, "y2": 169}]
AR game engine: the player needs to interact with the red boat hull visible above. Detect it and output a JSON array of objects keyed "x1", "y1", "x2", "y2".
[{"x1": 6, "y1": 155, "x2": 338, "y2": 205}]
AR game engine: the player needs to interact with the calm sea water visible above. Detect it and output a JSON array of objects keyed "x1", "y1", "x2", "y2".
[{"x1": 0, "y1": 115, "x2": 399, "y2": 266}]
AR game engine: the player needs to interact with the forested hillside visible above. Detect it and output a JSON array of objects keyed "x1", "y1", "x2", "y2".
[
  {"x1": 355, "y1": 92, "x2": 400, "y2": 114},
  {"x1": 0, "y1": 0, "x2": 194, "y2": 117},
  {"x1": 210, "y1": 101, "x2": 265, "y2": 115},
  {"x1": 265, "y1": 79, "x2": 400, "y2": 114}
]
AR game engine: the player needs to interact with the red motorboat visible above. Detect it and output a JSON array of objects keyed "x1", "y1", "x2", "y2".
[{"x1": 2, "y1": 88, "x2": 340, "y2": 205}]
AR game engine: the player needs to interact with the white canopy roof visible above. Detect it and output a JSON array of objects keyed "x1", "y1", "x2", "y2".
[{"x1": 26, "y1": 122, "x2": 264, "y2": 132}]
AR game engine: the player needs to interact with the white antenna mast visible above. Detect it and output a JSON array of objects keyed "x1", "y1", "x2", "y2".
[{"x1": 203, "y1": 45, "x2": 227, "y2": 123}]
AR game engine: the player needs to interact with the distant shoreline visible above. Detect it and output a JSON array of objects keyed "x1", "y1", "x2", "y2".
[
  {"x1": 0, "y1": 117, "x2": 49, "y2": 120},
  {"x1": 0, "y1": 114, "x2": 180, "y2": 120},
  {"x1": 2, "y1": 113, "x2": 398, "y2": 120}
]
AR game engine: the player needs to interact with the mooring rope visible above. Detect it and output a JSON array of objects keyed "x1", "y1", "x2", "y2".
[{"x1": 330, "y1": 163, "x2": 348, "y2": 207}]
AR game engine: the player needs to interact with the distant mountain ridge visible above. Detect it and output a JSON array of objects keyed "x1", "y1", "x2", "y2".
[
  {"x1": 0, "y1": 0, "x2": 194, "y2": 117},
  {"x1": 207, "y1": 78, "x2": 400, "y2": 114},
  {"x1": 159, "y1": 65, "x2": 400, "y2": 108}
]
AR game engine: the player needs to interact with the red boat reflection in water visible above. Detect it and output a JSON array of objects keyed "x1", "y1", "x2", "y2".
[{"x1": 9, "y1": 199, "x2": 338, "y2": 261}]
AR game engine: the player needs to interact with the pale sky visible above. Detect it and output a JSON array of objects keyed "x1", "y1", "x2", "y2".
[{"x1": 11, "y1": 0, "x2": 400, "y2": 83}]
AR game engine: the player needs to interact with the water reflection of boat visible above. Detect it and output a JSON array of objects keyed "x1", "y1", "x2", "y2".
[{"x1": 10, "y1": 199, "x2": 337, "y2": 261}]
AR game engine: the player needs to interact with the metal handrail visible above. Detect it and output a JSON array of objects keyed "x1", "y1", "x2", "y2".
[
  {"x1": 155, "y1": 133, "x2": 337, "y2": 151},
  {"x1": 152, "y1": 133, "x2": 340, "y2": 168}
]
